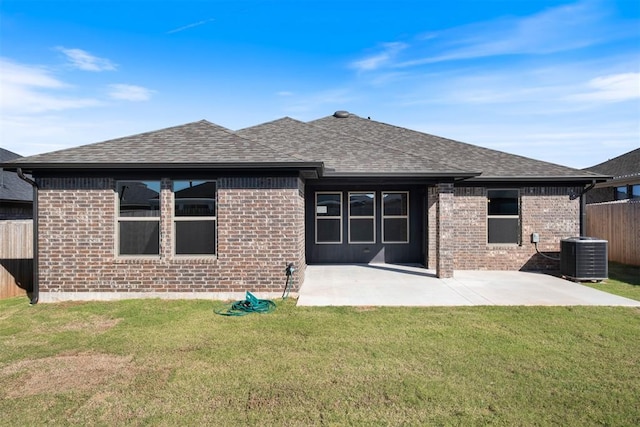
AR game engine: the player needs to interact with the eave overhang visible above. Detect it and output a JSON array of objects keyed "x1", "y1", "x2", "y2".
[
  {"x1": 466, "y1": 175, "x2": 610, "y2": 184},
  {"x1": 320, "y1": 171, "x2": 482, "y2": 179},
  {"x1": 1, "y1": 161, "x2": 325, "y2": 177}
]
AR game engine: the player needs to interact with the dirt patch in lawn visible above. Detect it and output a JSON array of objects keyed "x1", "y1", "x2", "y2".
[
  {"x1": 59, "y1": 316, "x2": 122, "y2": 333},
  {"x1": 0, "y1": 353, "x2": 135, "y2": 397}
]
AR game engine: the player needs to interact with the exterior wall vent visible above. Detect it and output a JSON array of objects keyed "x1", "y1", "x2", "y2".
[{"x1": 560, "y1": 237, "x2": 608, "y2": 281}]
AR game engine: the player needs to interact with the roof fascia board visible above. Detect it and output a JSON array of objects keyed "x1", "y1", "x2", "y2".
[
  {"x1": 1, "y1": 161, "x2": 324, "y2": 172},
  {"x1": 467, "y1": 175, "x2": 609, "y2": 183},
  {"x1": 321, "y1": 171, "x2": 481, "y2": 179}
]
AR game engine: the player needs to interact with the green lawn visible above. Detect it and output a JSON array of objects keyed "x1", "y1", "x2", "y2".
[
  {"x1": 1, "y1": 268, "x2": 639, "y2": 426},
  {"x1": 582, "y1": 262, "x2": 640, "y2": 301}
]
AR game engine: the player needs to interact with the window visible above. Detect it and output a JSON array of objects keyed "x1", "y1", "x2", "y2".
[
  {"x1": 316, "y1": 192, "x2": 342, "y2": 244},
  {"x1": 349, "y1": 192, "x2": 375, "y2": 243},
  {"x1": 487, "y1": 189, "x2": 520, "y2": 244},
  {"x1": 616, "y1": 184, "x2": 640, "y2": 200},
  {"x1": 173, "y1": 180, "x2": 217, "y2": 255},
  {"x1": 117, "y1": 181, "x2": 161, "y2": 255},
  {"x1": 615, "y1": 186, "x2": 628, "y2": 200},
  {"x1": 382, "y1": 192, "x2": 409, "y2": 243}
]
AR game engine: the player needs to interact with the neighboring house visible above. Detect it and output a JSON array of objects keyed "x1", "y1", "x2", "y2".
[
  {"x1": 1, "y1": 111, "x2": 605, "y2": 302},
  {"x1": 584, "y1": 148, "x2": 640, "y2": 204},
  {"x1": 0, "y1": 148, "x2": 33, "y2": 219}
]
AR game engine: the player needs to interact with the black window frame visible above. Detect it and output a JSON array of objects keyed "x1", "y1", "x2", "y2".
[
  {"x1": 487, "y1": 189, "x2": 520, "y2": 245},
  {"x1": 116, "y1": 180, "x2": 161, "y2": 257},
  {"x1": 173, "y1": 180, "x2": 217, "y2": 257}
]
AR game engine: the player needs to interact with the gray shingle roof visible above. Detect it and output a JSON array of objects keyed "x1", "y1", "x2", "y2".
[
  {"x1": 4, "y1": 120, "x2": 309, "y2": 167},
  {"x1": 237, "y1": 117, "x2": 473, "y2": 176},
  {"x1": 308, "y1": 113, "x2": 601, "y2": 180},
  {"x1": 584, "y1": 147, "x2": 640, "y2": 180},
  {"x1": 2, "y1": 113, "x2": 605, "y2": 182},
  {"x1": 0, "y1": 148, "x2": 33, "y2": 202}
]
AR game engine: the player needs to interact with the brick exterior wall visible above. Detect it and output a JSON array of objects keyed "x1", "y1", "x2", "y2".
[
  {"x1": 435, "y1": 183, "x2": 454, "y2": 278},
  {"x1": 36, "y1": 176, "x2": 305, "y2": 300},
  {"x1": 428, "y1": 186, "x2": 581, "y2": 271}
]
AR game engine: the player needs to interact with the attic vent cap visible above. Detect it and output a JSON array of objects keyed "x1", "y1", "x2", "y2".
[{"x1": 333, "y1": 110, "x2": 350, "y2": 118}]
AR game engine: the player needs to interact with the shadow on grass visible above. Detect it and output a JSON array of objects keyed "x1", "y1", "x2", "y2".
[{"x1": 609, "y1": 262, "x2": 640, "y2": 286}]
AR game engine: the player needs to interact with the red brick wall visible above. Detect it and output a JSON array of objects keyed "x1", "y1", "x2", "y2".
[
  {"x1": 447, "y1": 186, "x2": 581, "y2": 271},
  {"x1": 36, "y1": 176, "x2": 305, "y2": 298},
  {"x1": 435, "y1": 183, "x2": 454, "y2": 278}
]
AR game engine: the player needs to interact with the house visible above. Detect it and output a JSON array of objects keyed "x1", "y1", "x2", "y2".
[
  {"x1": 1, "y1": 111, "x2": 606, "y2": 303},
  {"x1": 0, "y1": 148, "x2": 33, "y2": 220},
  {"x1": 584, "y1": 148, "x2": 640, "y2": 204}
]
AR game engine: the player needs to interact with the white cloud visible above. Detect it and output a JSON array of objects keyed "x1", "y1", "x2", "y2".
[
  {"x1": 568, "y1": 73, "x2": 640, "y2": 102},
  {"x1": 0, "y1": 58, "x2": 102, "y2": 114},
  {"x1": 0, "y1": 58, "x2": 65, "y2": 88},
  {"x1": 167, "y1": 18, "x2": 215, "y2": 34},
  {"x1": 56, "y1": 47, "x2": 117, "y2": 71},
  {"x1": 350, "y1": 42, "x2": 407, "y2": 72},
  {"x1": 108, "y1": 84, "x2": 155, "y2": 101},
  {"x1": 403, "y1": 1, "x2": 605, "y2": 65},
  {"x1": 352, "y1": 1, "x2": 637, "y2": 70}
]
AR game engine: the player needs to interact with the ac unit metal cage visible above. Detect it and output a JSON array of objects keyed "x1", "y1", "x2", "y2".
[{"x1": 560, "y1": 237, "x2": 608, "y2": 281}]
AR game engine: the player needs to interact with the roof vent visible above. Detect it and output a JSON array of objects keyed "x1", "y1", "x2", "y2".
[{"x1": 333, "y1": 110, "x2": 350, "y2": 118}]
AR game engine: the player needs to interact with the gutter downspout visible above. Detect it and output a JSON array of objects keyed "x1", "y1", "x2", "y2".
[
  {"x1": 575, "y1": 180, "x2": 596, "y2": 237},
  {"x1": 17, "y1": 168, "x2": 38, "y2": 305}
]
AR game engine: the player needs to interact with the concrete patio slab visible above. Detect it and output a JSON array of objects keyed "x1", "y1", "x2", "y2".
[{"x1": 297, "y1": 264, "x2": 640, "y2": 307}]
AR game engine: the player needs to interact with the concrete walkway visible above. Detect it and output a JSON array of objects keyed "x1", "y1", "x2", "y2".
[{"x1": 297, "y1": 264, "x2": 640, "y2": 307}]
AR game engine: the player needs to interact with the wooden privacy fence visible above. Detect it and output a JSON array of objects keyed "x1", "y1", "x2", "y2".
[
  {"x1": 0, "y1": 220, "x2": 33, "y2": 299},
  {"x1": 586, "y1": 200, "x2": 640, "y2": 266}
]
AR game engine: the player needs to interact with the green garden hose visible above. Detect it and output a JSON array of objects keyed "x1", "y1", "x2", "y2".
[{"x1": 215, "y1": 291, "x2": 276, "y2": 316}]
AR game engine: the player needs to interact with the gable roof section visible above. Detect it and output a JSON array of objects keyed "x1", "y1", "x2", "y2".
[
  {"x1": 0, "y1": 148, "x2": 33, "y2": 202},
  {"x1": 309, "y1": 113, "x2": 602, "y2": 181},
  {"x1": 3, "y1": 120, "x2": 321, "y2": 172},
  {"x1": 237, "y1": 117, "x2": 476, "y2": 178},
  {"x1": 585, "y1": 148, "x2": 640, "y2": 181}
]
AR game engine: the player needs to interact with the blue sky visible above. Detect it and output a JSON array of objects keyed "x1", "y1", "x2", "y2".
[{"x1": 1, "y1": 0, "x2": 638, "y2": 168}]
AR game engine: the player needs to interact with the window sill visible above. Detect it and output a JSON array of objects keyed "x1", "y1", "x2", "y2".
[
  {"x1": 115, "y1": 256, "x2": 162, "y2": 264},
  {"x1": 171, "y1": 255, "x2": 218, "y2": 264}
]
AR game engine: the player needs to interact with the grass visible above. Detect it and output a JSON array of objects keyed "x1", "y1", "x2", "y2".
[
  {"x1": 1, "y1": 266, "x2": 639, "y2": 426},
  {"x1": 581, "y1": 262, "x2": 640, "y2": 301}
]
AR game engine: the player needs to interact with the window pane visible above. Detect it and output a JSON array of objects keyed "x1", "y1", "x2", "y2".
[
  {"x1": 119, "y1": 221, "x2": 159, "y2": 255},
  {"x1": 384, "y1": 218, "x2": 408, "y2": 243},
  {"x1": 317, "y1": 193, "x2": 341, "y2": 217},
  {"x1": 488, "y1": 218, "x2": 519, "y2": 244},
  {"x1": 350, "y1": 193, "x2": 374, "y2": 216},
  {"x1": 350, "y1": 218, "x2": 374, "y2": 242},
  {"x1": 631, "y1": 185, "x2": 640, "y2": 200},
  {"x1": 317, "y1": 219, "x2": 341, "y2": 243},
  {"x1": 174, "y1": 181, "x2": 216, "y2": 217},
  {"x1": 383, "y1": 193, "x2": 408, "y2": 216},
  {"x1": 487, "y1": 190, "x2": 518, "y2": 215},
  {"x1": 615, "y1": 186, "x2": 629, "y2": 200},
  {"x1": 118, "y1": 181, "x2": 160, "y2": 217},
  {"x1": 176, "y1": 221, "x2": 216, "y2": 255}
]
